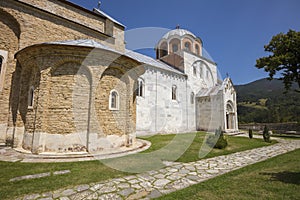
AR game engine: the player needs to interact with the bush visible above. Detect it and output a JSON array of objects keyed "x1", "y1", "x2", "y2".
[
  {"x1": 263, "y1": 125, "x2": 271, "y2": 143},
  {"x1": 249, "y1": 129, "x2": 253, "y2": 139},
  {"x1": 206, "y1": 127, "x2": 228, "y2": 149}
]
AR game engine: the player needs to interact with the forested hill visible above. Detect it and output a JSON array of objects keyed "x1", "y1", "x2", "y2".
[{"x1": 235, "y1": 78, "x2": 300, "y2": 123}]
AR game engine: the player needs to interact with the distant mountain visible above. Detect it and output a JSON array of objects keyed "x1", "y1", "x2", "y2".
[{"x1": 235, "y1": 78, "x2": 300, "y2": 123}]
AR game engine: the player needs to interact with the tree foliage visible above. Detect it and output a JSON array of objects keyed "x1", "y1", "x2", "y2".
[{"x1": 256, "y1": 30, "x2": 300, "y2": 92}]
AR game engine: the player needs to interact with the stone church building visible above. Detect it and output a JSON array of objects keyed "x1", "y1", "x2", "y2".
[{"x1": 0, "y1": 0, "x2": 238, "y2": 154}]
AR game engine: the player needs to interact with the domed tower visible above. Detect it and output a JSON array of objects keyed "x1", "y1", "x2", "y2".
[{"x1": 155, "y1": 27, "x2": 203, "y2": 72}]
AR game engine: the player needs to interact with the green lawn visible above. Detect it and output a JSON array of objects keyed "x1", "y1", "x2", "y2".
[
  {"x1": 0, "y1": 161, "x2": 130, "y2": 199},
  {"x1": 156, "y1": 148, "x2": 300, "y2": 200},
  {"x1": 141, "y1": 132, "x2": 277, "y2": 163},
  {"x1": 0, "y1": 132, "x2": 276, "y2": 199}
]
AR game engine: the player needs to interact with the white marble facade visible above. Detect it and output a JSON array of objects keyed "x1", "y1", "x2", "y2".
[{"x1": 135, "y1": 28, "x2": 238, "y2": 135}]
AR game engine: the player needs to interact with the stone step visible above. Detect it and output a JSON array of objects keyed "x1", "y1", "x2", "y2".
[
  {"x1": 225, "y1": 132, "x2": 245, "y2": 136},
  {"x1": 0, "y1": 143, "x2": 7, "y2": 147}
]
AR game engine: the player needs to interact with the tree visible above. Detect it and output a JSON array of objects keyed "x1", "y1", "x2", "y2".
[{"x1": 256, "y1": 30, "x2": 300, "y2": 92}]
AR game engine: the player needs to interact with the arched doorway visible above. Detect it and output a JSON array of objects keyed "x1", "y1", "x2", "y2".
[{"x1": 226, "y1": 101, "x2": 235, "y2": 130}]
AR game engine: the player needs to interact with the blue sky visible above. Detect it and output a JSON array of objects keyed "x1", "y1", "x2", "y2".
[{"x1": 69, "y1": 0, "x2": 300, "y2": 85}]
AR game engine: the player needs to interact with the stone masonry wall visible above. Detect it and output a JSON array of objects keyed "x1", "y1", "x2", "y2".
[
  {"x1": 0, "y1": 8, "x2": 20, "y2": 143},
  {"x1": 15, "y1": 45, "x2": 140, "y2": 153},
  {"x1": 0, "y1": 0, "x2": 125, "y2": 144}
]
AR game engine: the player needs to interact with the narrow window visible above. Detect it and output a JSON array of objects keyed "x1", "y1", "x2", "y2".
[
  {"x1": 191, "y1": 92, "x2": 195, "y2": 104},
  {"x1": 195, "y1": 44, "x2": 200, "y2": 55},
  {"x1": 193, "y1": 65, "x2": 197, "y2": 76},
  {"x1": 200, "y1": 67, "x2": 203, "y2": 78},
  {"x1": 28, "y1": 86, "x2": 34, "y2": 108},
  {"x1": 0, "y1": 52, "x2": 7, "y2": 92},
  {"x1": 109, "y1": 90, "x2": 119, "y2": 110},
  {"x1": 172, "y1": 44, "x2": 178, "y2": 52},
  {"x1": 0, "y1": 56, "x2": 3, "y2": 74},
  {"x1": 184, "y1": 42, "x2": 191, "y2": 51},
  {"x1": 172, "y1": 85, "x2": 177, "y2": 100},
  {"x1": 137, "y1": 79, "x2": 144, "y2": 97}
]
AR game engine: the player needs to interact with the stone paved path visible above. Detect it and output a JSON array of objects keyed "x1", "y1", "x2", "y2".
[{"x1": 11, "y1": 137, "x2": 300, "y2": 200}]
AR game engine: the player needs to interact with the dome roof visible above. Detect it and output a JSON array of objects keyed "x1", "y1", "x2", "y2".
[{"x1": 162, "y1": 28, "x2": 196, "y2": 40}]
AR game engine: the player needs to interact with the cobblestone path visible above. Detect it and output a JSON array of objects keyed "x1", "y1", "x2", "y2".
[{"x1": 12, "y1": 138, "x2": 300, "y2": 200}]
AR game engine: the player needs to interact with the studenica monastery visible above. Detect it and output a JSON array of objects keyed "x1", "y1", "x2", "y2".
[{"x1": 0, "y1": 0, "x2": 238, "y2": 154}]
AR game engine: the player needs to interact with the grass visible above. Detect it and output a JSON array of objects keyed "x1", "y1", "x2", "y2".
[
  {"x1": 156, "y1": 148, "x2": 300, "y2": 200},
  {"x1": 0, "y1": 132, "x2": 276, "y2": 199},
  {"x1": 0, "y1": 161, "x2": 130, "y2": 199},
  {"x1": 140, "y1": 132, "x2": 277, "y2": 163}
]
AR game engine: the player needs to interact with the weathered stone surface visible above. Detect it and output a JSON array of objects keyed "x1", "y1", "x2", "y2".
[
  {"x1": 127, "y1": 190, "x2": 149, "y2": 200},
  {"x1": 153, "y1": 179, "x2": 171, "y2": 188},
  {"x1": 186, "y1": 175, "x2": 200, "y2": 181},
  {"x1": 128, "y1": 179, "x2": 140, "y2": 184},
  {"x1": 9, "y1": 172, "x2": 51, "y2": 182},
  {"x1": 90, "y1": 183, "x2": 104, "y2": 192},
  {"x1": 118, "y1": 188, "x2": 134, "y2": 197},
  {"x1": 0, "y1": 0, "x2": 127, "y2": 152},
  {"x1": 59, "y1": 197, "x2": 70, "y2": 200},
  {"x1": 61, "y1": 189, "x2": 75, "y2": 197},
  {"x1": 38, "y1": 198, "x2": 53, "y2": 200},
  {"x1": 23, "y1": 194, "x2": 40, "y2": 200},
  {"x1": 75, "y1": 184, "x2": 89, "y2": 192},
  {"x1": 69, "y1": 190, "x2": 93, "y2": 200},
  {"x1": 98, "y1": 185, "x2": 117, "y2": 194},
  {"x1": 117, "y1": 183, "x2": 130, "y2": 189},
  {"x1": 98, "y1": 193, "x2": 122, "y2": 200},
  {"x1": 148, "y1": 190, "x2": 162, "y2": 198},
  {"x1": 53, "y1": 170, "x2": 71, "y2": 176}
]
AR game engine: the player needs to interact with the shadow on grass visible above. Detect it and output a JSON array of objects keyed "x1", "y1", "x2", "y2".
[{"x1": 260, "y1": 171, "x2": 300, "y2": 185}]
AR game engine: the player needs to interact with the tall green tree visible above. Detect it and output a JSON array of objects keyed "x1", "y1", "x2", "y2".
[{"x1": 256, "y1": 30, "x2": 300, "y2": 92}]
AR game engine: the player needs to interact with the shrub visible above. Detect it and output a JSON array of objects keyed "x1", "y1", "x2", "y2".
[
  {"x1": 249, "y1": 129, "x2": 253, "y2": 139},
  {"x1": 206, "y1": 127, "x2": 228, "y2": 149},
  {"x1": 263, "y1": 125, "x2": 271, "y2": 143}
]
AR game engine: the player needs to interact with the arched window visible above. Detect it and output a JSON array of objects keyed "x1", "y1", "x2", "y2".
[
  {"x1": 191, "y1": 92, "x2": 195, "y2": 104},
  {"x1": 172, "y1": 44, "x2": 178, "y2": 52},
  {"x1": 193, "y1": 64, "x2": 197, "y2": 76},
  {"x1": 109, "y1": 90, "x2": 119, "y2": 110},
  {"x1": 28, "y1": 86, "x2": 34, "y2": 108},
  {"x1": 200, "y1": 67, "x2": 203, "y2": 78},
  {"x1": 159, "y1": 42, "x2": 168, "y2": 58},
  {"x1": 170, "y1": 38, "x2": 181, "y2": 53},
  {"x1": 195, "y1": 44, "x2": 200, "y2": 55},
  {"x1": 184, "y1": 42, "x2": 191, "y2": 51},
  {"x1": 172, "y1": 85, "x2": 177, "y2": 100},
  {"x1": 136, "y1": 78, "x2": 144, "y2": 97}
]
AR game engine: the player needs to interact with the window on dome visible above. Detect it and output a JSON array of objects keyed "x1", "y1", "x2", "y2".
[
  {"x1": 159, "y1": 42, "x2": 168, "y2": 58},
  {"x1": 184, "y1": 42, "x2": 191, "y2": 51},
  {"x1": 195, "y1": 44, "x2": 200, "y2": 55},
  {"x1": 172, "y1": 44, "x2": 178, "y2": 52}
]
